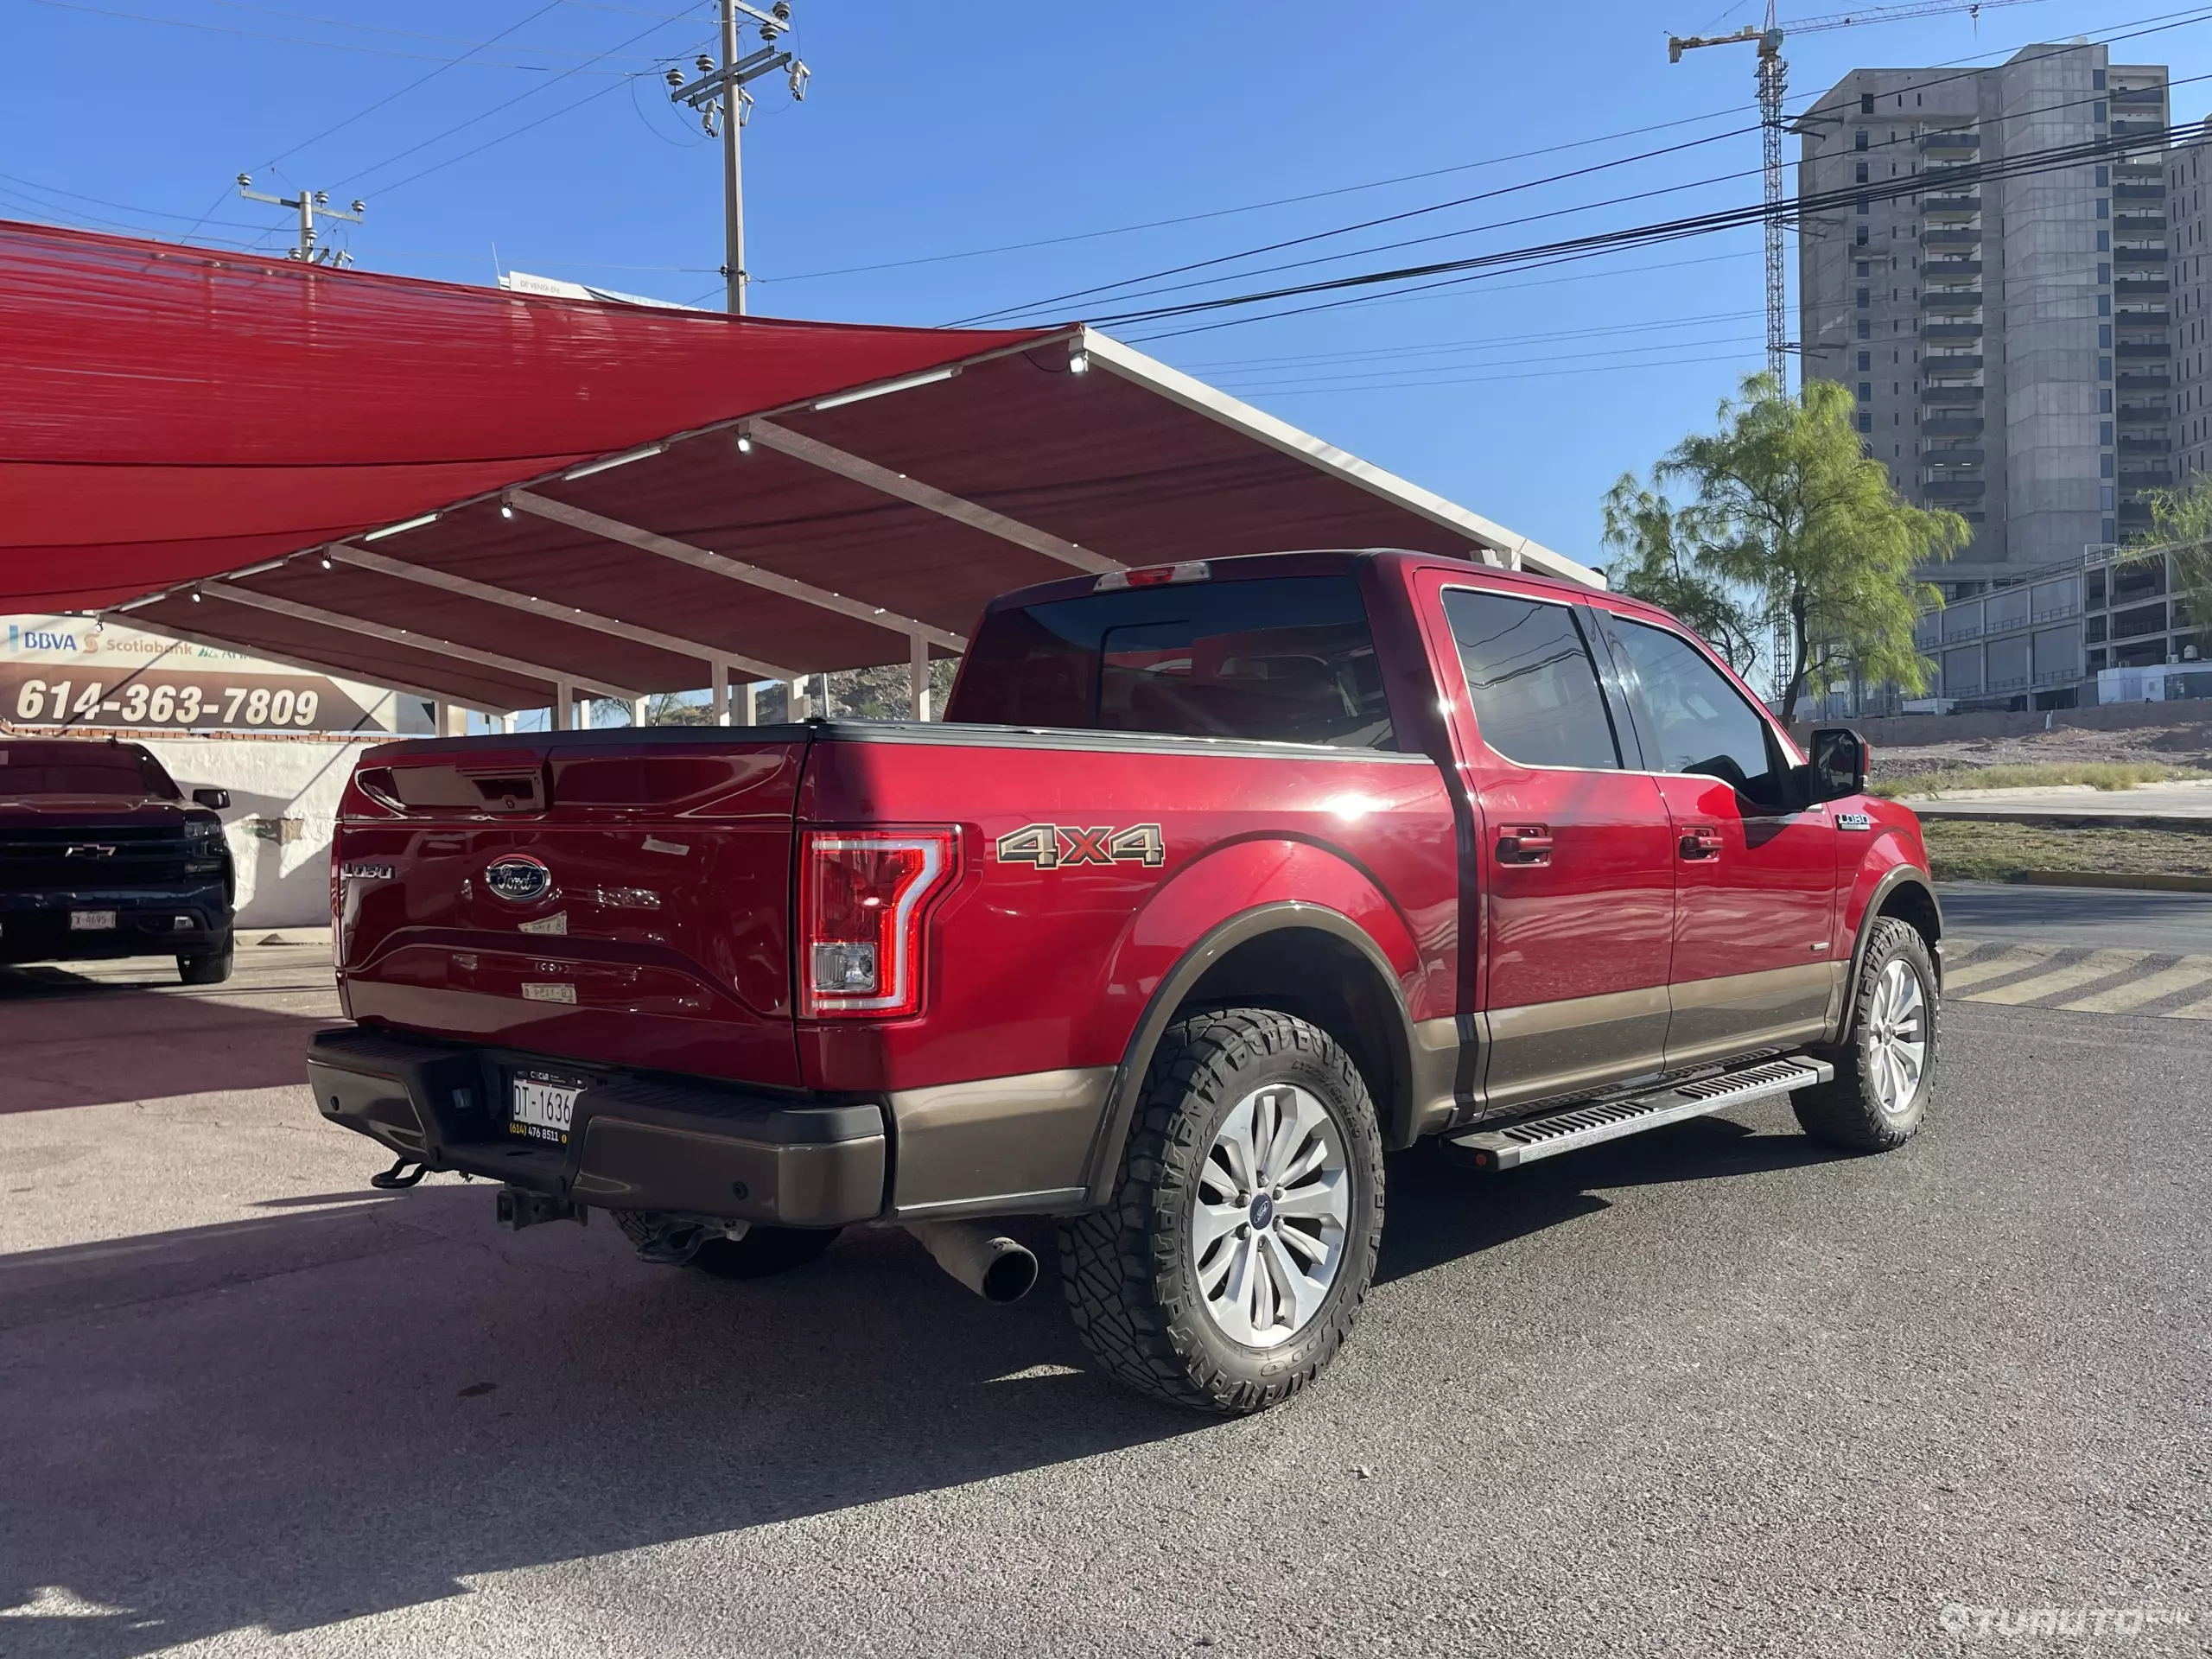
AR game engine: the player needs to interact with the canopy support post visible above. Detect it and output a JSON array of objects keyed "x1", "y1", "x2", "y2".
[
  {"x1": 552, "y1": 681, "x2": 572, "y2": 731},
  {"x1": 911, "y1": 636, "x2": 932, "y2": 721},
  {"x1": 710, "y1": 657, "x2": 731, "y2": 726}
]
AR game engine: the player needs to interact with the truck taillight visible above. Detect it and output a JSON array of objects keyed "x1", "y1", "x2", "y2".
[{"x1": 798, "y1": 829, "x2": 958, "y2": 1019}]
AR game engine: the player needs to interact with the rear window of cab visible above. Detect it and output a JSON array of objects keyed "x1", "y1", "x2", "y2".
[{"x1": 946, "y1": 575, "x2": 1395, "y2": 749}]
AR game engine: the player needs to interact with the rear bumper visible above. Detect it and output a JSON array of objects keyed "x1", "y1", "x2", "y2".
[
  {"x1": 0, "y1": 884, "x2": 232, "y2": 965},
  {"x1": 307, "y1": 1027, "x2": 887, "y2": 1227}
]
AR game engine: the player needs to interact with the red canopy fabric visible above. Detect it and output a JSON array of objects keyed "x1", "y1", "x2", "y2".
[
  {"x1": 0, "y1": 218, "x2": 1592, "y2": 710},
  {"x1": 0, "y1": 219, "x2": 1048, "y2": 609}
]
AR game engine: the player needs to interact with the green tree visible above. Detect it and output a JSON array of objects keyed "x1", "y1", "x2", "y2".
[
  {"x1": 2139, "y1": 474, "x2": 2212, "y2": 658},
  {"x1": 1601, "y1": 474, "x2": 1759, "y2": 675},
  {"x1": 1656, "y1": 372, "x2": 1968, "y2": 721}
]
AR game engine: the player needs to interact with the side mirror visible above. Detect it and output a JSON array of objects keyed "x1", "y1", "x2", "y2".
[
  {"x1": 1806, "y1": 728, "x2": 1867, "y2": 804},
  {"x1": 192, "y1": 787, "x2": 231, "y2": 810}
]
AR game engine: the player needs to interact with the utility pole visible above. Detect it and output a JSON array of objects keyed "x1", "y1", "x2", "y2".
[
  {"x1": 667, "y1": 0, "x2": 810, "y2": 315},
  {"x1": 235, "y1": 175, "x2": 365, "y2": 264}
]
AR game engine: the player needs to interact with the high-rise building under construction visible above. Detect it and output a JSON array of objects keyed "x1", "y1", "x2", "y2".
[{"x1": 1797, "y1": 43, "x2": 2171, "y2": 594}]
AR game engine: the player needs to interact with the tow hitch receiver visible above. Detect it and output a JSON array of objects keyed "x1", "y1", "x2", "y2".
[{"x1": 497, "y1": 1186, "x2": 588, "y2": 1230}]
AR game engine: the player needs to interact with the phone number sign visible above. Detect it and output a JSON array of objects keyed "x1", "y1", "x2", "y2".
[{"x1": 0, "y1": 664, "x2": 374, "y2": 732}]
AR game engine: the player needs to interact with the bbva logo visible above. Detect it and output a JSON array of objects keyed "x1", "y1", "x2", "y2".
[{"x1": 6, "y1": 626, "x2": 79, "y2": 652}]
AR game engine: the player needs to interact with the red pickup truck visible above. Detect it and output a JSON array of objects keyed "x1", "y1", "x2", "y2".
[{"x1": 310, "y1": 550, "x2": 1942, "y2": 1414}]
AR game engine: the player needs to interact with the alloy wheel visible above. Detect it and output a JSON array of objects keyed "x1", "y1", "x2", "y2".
[{"x1": 1191, "y1": 1083, "x2": 1350, "y2": 1349}]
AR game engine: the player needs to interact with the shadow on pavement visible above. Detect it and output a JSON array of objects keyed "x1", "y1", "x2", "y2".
[
  {"x1": 1377, "y1": 1112, "x2": 1852, "y2": 1286},
  {"x1": 0, "y1": 973, "x2": 337, "y2": 1113},
  {"x1": 0, "y1": 1111, "x2": 1855, "y2": 1656}
]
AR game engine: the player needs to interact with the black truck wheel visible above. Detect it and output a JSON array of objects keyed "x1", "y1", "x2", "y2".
[
  {"x1": 613, "y1": 1211, "x2": 840, "y2": 1279},
  {"x1": 177, "y1": 942, "x2": 233, "y2": 986},
  {"x1": 1059, "y1": 1008, "x2": 1384, "y2": 1414},
  {"x1": 1796, "y1": 916, "x2": 1940, "y2": 1152}
]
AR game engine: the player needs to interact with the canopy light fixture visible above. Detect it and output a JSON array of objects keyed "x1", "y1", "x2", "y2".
[
  {"x1": 734, "y1": 432, "x2": 753, "y2": 454},
  {"x1": 812, "y1": 365, "x2": 958, "y2": 411},
  {"x1": 563, "y1": 443, "x2": 665, "y2": 481},
  {"x1": 364, "y1": 512, "x2": 439, "y2": 542},
  {"x1": 319, "y1": 552, "x2": 334, "y2": 569},
  {"x1": 499, "y1": 503, "x2": 516, "y2": 520},
  {"x1": 189, "y1": 588, "x2": 203, "y2": 602},
  {"x1": 1069, "y1": 349, "x2": 1090, "y2": 375}
]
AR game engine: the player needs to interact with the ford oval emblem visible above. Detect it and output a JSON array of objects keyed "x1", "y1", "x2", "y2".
[{"x1": 484, "y1": 855, "x2": 553, "y2": 904}]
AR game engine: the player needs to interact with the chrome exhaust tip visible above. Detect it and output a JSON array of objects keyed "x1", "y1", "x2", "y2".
[{"x1": 903, "y1": 1221, "x2": 1039, "y2": 1304}]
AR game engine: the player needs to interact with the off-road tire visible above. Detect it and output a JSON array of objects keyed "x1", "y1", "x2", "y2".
[
  {"x1": 177, "y1": 943, "x2": 233, "y2": 986},
  {"x1": 613, "y1": 1211, "x2": 841, "y2": 1279},
  {"x1": 1058, "y1": 1008, "x2": 1384, "y2": 1415},
  {"x1": 1796, "y1": 916, "x2": 1940, "y2": 1152}
]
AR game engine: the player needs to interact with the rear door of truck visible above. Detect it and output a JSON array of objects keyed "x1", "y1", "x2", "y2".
[{"x1": 334, "y1": 733, "x2": 808, "y2": 1088}]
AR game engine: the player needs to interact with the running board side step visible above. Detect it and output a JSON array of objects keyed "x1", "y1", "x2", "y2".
[{"x1": 1444, "y1": 1057, "x2": 1834, "y2": 1171}]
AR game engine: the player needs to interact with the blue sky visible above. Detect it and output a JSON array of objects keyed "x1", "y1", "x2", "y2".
[{"x1": 3, "y1": 0, "x2": 2202, "y2": 569}]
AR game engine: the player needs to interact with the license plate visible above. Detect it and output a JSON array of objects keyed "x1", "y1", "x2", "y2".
[
  {"x1": 509, "y1": 1073, "x2": 583, "y2": 1144},
  {"x1": 69, "y1": 910, "x2": 118, "y2": 931}
]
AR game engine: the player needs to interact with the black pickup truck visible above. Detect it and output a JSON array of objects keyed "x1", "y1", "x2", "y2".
[{"x1": 0, "y1": 738, "x2": 236, "y2": 984}]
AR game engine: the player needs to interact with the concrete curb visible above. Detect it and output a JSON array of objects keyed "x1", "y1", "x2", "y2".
[{"x1": 2014, "y1": 870, "x2": 2212, "y2": 893}]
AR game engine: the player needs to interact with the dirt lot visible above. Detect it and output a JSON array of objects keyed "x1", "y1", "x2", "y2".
[
  {"x1": 1867, "y1": 713, "x2": 2212, "y2": 788},
  {"x1": 1875, "y1": 716, "x2": 2212, "y2": 791}
]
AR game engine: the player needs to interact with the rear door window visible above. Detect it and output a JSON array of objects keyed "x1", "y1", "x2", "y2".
[
  {"x1": 948, "y1": 575, "x2": 1395, "y2": 748},
  {"x1": 1441, "y1": 588, "x2": 1622, "y2": 771}
]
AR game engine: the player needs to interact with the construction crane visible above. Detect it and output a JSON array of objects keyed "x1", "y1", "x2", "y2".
[{"x1": 1669, "y1": 0, "x2": 2044, "y2": 390}]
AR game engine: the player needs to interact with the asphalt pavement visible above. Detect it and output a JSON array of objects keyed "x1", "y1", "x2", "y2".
[
  {"x1": 3, "y1": 929, "x2": 2209, "y2": 1658},
  {"x1": 1937, "y1": 880, "x2": 2212, "y2": 953}
]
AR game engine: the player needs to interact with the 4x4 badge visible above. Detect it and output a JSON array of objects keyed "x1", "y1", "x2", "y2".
[{"x1": 995, "y1": 823, "x2": 1166, "y2": 870}]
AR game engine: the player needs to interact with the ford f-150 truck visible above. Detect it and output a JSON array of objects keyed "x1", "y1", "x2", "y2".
[
  {"x1": 309, "y1": 550, "x2": 1941, "y2": 1413},
  {"x1": 1, "y1": 737, "x2": 235, "y2": 982}
]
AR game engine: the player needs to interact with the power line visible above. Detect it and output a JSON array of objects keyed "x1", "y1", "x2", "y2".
[
  {"x1": 334, "y1": 12, "x2": 705, "y2": 192},
  {"x1": 950, "y1": 124, "x2": 1764, "y2": 326},
  {"x1": 753, "y1": 105, "x2": 1767, "y2": 286},
  {"x1": 961, "y1": 3, "x2": 2212, "y2": 330},
  {"x1": 1104, "y1": 114, "x2": 2212, "y2": 341},
  {"x1": 258, "y1": 1, "x2": 569, "y2": 171},
  {"x1": 15, "y1": 0, "x2": 667, "y2": 67},
  {"x1": 988, "y1": 53, "x2": 2212, "y2": 330}
]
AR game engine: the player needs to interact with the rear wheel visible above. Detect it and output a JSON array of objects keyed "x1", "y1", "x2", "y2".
[
  {"x1": 613, "y1": 1211, "x2": 841, "y2": 1279},
  {"x1": 177, "y1": 942, "x2": 233, "y2": 986},
  {"x1": 1796, "y1": 916, "x2": 1939, "y2": 1152},
  {"x1": 1059, "y1": 1008, "x2": 1383, "y2": 1415}
]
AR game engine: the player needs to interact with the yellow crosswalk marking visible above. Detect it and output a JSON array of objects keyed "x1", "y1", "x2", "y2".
[
  {"x1": 2058, "y1": 957, "x2": 2212, "y2": 1014},
  {"x1": 2165, "y1": 990, "x2": 2212, "y2": 1020},
  {"x1": 1965, "y1": 950, "x2": 2151, "y2": 1006},
  {"x1": 1942, "y1": 945, "x2": 2058, "y2": 992}
]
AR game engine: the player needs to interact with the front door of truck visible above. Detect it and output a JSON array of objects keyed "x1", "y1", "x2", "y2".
[
  {"x1": 1591, "y1": 612, "x2": 1840, "y2": 1068},
  {"x1": 1425, "y1": 579, "x2": 1677, "y2": 1113}
]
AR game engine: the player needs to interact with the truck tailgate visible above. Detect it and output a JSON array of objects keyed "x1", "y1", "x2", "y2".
[{"x1": 334, "y1": 736, "x2": 805, "y2": 1088}]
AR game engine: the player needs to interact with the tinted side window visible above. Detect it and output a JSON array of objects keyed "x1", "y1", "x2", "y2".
[
  {"x1": 1609, "y1": 618, "x2": 1783, "y2": 803},
  {"x1": 948, "y1": 575, "x2": 1395, "y2": 749},
  {"x1": 1441, "y1": 588, "x2": 1621, "y2": 770}
]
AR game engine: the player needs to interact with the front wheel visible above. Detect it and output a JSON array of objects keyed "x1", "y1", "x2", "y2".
[
  {"x1": 178, "y1": 942, "x2": 233, "y2": 986},
  {"x1": 1796, "y1": 916, "x2": 1940, "y2": 1152},
  {"x1": 1059, "y1": 1008, "x2": 1384, "y2": 1415}
]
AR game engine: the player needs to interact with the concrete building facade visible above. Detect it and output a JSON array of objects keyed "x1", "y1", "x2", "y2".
[{"x1": 1797, "y1": 44, "x2": 2171, "y2": 594}]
